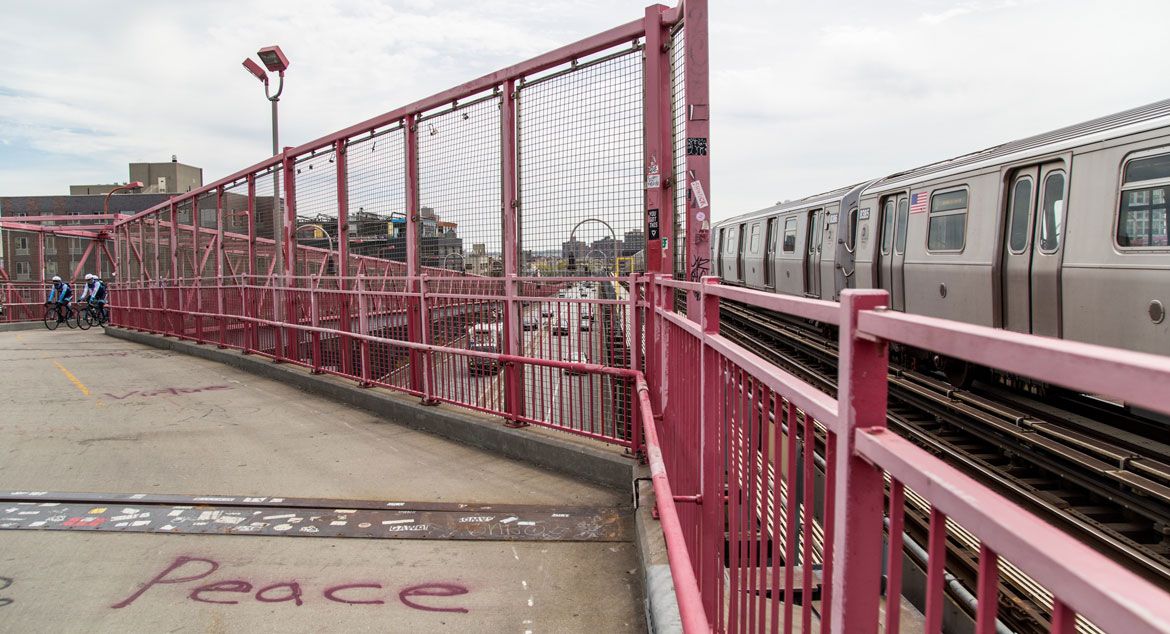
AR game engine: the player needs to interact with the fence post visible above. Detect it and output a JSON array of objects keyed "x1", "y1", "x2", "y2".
[
  {"x1": 503, "y1": 273, "x2": 524, "y2": 426},
  {"x1": 418, "y1": 274, "x2": 438, "y2": 405},
  {"x1": 310, "y1": 278, "x2": 322, "y2": 374},
  {"x1": 699, "y1": 275, "x2": 721, "y2": 620},
  {"x1": 831, "y1": 289, "x2": 890, "y2": 634},
  {"x1": 216, "y1": 186, "x2": 227, "y2": 349},
  {"x1": 643, "y1": 3, "x2": 672, "y2": 277},
  {"x1": 357, "y1": 273, "x2": 372, "y2": 387},
  {"x1": 629, "y1": 273, "x2": 642, "y2": 456},
  {"x1": 271, "y1": 276, "x2": 285, "y2": 362}
]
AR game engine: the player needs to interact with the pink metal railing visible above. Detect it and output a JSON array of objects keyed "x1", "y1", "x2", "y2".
[
  {"x1": 1, "y1": 281, "x2": 50, "y2": 323},
  {"x1": 642, "y1": 274, "x2": 1170, "y2": 633},
  {"x1": 109, "y1": 276, "x2": 642, "y2": 451}
]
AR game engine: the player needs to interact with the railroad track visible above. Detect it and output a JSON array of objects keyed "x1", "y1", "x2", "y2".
[{"x1": 718, "y1": 298, "x2": 1170, "y2": 633}]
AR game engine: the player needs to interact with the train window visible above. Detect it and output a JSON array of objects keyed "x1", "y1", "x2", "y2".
[
  {"x1": 881, "y1": 200, "x2": 894, "y2": 255},
  {"x1": 844, "y1": 207, "x2": 858, "y2": 252},
  {"x1": 808, "y1": 212, "x2": 821, "y2": 255},
  {"x1": 1037, "y1": 171, "x2": 1065, "y2": 253},
  {"x1": 1117, "y1": 187, "x2": 1169, "y2": 247},
  {"x1": 1124, "y1": 153, "x2": 1170, "y2": 184},
  {"x1": 724, "y1": 227, "x2": 737, "y2": 254},
  {"x1": 1118, "y1": 151, "x2": 1170, "y2": 248},
  {"x1": 927, "y1": 188, "x2": 968, "y2": 251},
  {"x1": 749, "y1": 223, "x2": 761, "y2": 253},
  {"x1": 1008, "y1": 176, "x2": 1033, "y2": 253},
  {"x1": 894, "y1": 197, "x2": 909, "y2": 254},
  {"x1": 783, "y1": 217, "x2": 797, "y2": 253}
]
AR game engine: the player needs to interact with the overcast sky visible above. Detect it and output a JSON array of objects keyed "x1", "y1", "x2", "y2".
[{"x1": 2, "y1": 0, "x2": 1168, "y2": 220}]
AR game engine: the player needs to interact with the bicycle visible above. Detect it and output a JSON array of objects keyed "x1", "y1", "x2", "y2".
[
  {"x1": 43, "y1": 302, "x2": 79, "y2": 331},
  {"x1": 77, "y1": 301, "x2": 109, "y2": 330}
]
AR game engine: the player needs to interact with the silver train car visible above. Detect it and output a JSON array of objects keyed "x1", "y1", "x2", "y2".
[{"x1": 713, "y1": 99, "x2": 1170, "y2": 356}]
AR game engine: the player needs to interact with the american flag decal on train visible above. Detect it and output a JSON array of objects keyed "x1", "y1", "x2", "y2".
[{"x1": 909, "y1": 192, "x2": 929, "y2": 214}]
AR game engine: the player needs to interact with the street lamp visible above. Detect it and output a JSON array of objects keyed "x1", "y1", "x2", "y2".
[
  {"x1": 103, "y1": 181, "x2": 144, "y2": 217},
  {"x1": 242, "y1": 45, "x2": 290, "y2": 276},
  {"x1": 294, "y1": 222, "x2": 335, "y2": 278},
  {"x1": 569, "y1": 218, "x2": 618, "y2": 278},
  {"x1": 442, "y1": 252, "x2": 466, "y2": 272}
]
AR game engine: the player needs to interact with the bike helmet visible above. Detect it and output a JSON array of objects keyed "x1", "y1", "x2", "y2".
[
  {"x1": 51, "y1": 275, "x2": 62, "y2": 282},
  {"x1": 85, "y1": 273, "x2": 95, "y2": 280}
]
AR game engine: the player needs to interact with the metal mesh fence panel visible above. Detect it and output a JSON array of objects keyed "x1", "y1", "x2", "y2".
[
  {"x1": 417, "y1": 95, "x2": 502, "y2": 275},
  {"x1": 253, "y1": 166, "x2": 282, "y2": 280},
  {"x1": 670, "y1": 22, "x2": 688, "y2": 278},
  {"x1": 221, "y1": 180, "x2": 251, "y2": 281},
  {"x1": 291, "y1": 149, "x2": 339, "y2": 282},
  {"x1": 517, "y1": 47, "x2": 645, "y2": 278},
  {"x1": 346, "y1": 125, "x2": 407, "y2": 275}
]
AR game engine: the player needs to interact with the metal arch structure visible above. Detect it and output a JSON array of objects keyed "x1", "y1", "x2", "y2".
[{"x1": 569, "y1": 217, "x2": 618, "y2": 275}]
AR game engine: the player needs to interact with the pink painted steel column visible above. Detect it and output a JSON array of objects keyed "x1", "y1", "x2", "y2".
[
  {"x1": 501, "y1": 78, "x2": 524, "y2": 423},
  {"x1": 831, "y1": 289, "x2": 890, "y2": 634},
  {"x1": 404, "y1": 114, "x2": 424, "y2": 392},
  {"x1": 643, "y1": 4, "x2": 672, "y2": 277},
  {"x1": 36, "y1": 232, "x2": 45, "y2": 283},
  {"x1": 699, "y1": 275, "x2": 722, "y2": 625},
  {"x1": 334, "y1": 138, "x2": 354, "y2": 376},
  {"x1": 168, "y1": 203, "x2": 180, "y2": 336},
  {"x1": 245, "y1": 175, "x2": 258, "y2": 353},
  {"x1": 682, "y1": 0, "x2": 711, "y2": 318},
  {"x1": 191, "y1": 192, "x2": 204, "y2": 342},
  {"x1": 281, "y1": 148, "x2": 298, "y2": 360},
  {"x1": 215, "y1": 187, "x2": 226, "y2": 347}
]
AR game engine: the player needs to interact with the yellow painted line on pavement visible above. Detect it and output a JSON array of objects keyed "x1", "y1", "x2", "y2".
[{"x1": 52, "y1": 361, "x2": 91, "y2": 397}]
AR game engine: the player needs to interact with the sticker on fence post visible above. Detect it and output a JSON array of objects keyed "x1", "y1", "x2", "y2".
[
  {"x1": 648, "y1": 209, "x2": 660, "y2": 240},
  {"x1": 690, "y1": 181, "x2": 709, "y2": 210}
]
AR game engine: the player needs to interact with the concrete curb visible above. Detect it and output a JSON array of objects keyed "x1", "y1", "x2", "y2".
[
  {"x1": 102, "y1": 327, "x2": 635, "y2": 491},
  {"x1": 0, "y1": 321, "x2": 46, "y2": 332},
  {"x1": 634, "y1": 473, "x2": 684, "y2": 634}
]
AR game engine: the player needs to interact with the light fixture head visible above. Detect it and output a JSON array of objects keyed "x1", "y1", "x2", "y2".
[
  {"x1": 242, "y1": 58, "x2": 268, "y2": 83},
  {"x1": 257, "y1": 45, "x2": 289, "y2": 73}
]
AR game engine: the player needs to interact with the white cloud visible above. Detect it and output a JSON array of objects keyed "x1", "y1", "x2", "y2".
[{"x1": 1, "y1": 0, "x2": 1168, "y2": 225}]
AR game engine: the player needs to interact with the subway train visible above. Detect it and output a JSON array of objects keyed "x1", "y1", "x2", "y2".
[{"x1": 712, "y1": 98, "x2": 1170, "y2": 361}]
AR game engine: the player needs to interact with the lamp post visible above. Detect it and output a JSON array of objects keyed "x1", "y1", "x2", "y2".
[
  {"x1": 569, "y1": 218, "x2": 618, "y2": 278},
  {"x1": 294, "y1": 222, "x2": 335, "y2": 276},
  {"x1": 442, "y1": 252, "x2": 465, "y2": 273},
  {"x1": 242, "y1": 45, "x2": 290, "y2": 277},
  {"x1": 103, "y1": 181, "x2": 145, "y2": 217}
]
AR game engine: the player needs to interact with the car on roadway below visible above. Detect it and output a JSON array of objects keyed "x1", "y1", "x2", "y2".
[
  {"x1": 578, "y1": 314, "x2": 592, "y2": 332},
  {"x1": 551, "y1": 320, "x2": 570, "y2": 336}
]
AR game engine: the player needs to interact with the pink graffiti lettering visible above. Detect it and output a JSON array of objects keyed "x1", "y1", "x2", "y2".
[
  {"x1": 398, "y1": 584, "x2": 470, "y2": 613},
  {"x1": 189, "y1": 580, "x2": 253, "y2": 604},
  {"x1": 102, "y1": 385, "x2": 232, "y2": 401},
  {"x1": 323, "y1": 583, "x2": 385, "y2": 605},
  {"x1": 111, "y1": 556, "x2": 219, "y2": 608},
  {"x1": 112, "y1": 556, "x2": 469, "y2": 613},
  {"x1": 255, "y1": 581, "x2": 304, "y2": 606}
]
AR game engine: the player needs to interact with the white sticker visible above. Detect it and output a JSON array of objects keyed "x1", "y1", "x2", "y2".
[
  {"x1": 690, "y1": 180, "x2": 709, "y2": 209},
  {"x1": 646, "y1": 174, "x2": 661, "y2": 189},
  {"x1": 695, "y1": 211, "x2": 706, "y2": 222}
]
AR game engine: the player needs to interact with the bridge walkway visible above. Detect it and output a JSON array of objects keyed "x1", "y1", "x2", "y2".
[{"x1": 0, "y1": 329, "x2": 642, "y2": 633}]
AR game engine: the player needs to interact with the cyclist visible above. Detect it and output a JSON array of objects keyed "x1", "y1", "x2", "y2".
[
  {"x1": 45, "y1": 276, "x2": 74, "y2": 323},
  {"x1": 79, "y1": 273, "x2": 109, "y2": 323}
]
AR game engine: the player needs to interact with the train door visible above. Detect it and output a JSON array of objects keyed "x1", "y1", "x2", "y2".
[
  {"x1": 736, "y1": 222, "x2": 747, "y2": 280},
  {"x1": 716, "y1": 227, "x2": 725, "y2": 277},
  {"x1": 763, "y1": 217, "x2": 777, "y2": 289},
  {"x1": 1001, "y1": 164, "x2": 1067, "y2": 335},
  {"x1": 878, "y1": 195, "x2": 909, "y2": 310},
  {"x1": 804, "y1": 208, "x2": 823, "y2": 297}
]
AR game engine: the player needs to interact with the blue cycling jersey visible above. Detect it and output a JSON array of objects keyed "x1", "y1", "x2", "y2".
[{"x1": 48, "y1": 282, "x2": 73, "y2": 303}]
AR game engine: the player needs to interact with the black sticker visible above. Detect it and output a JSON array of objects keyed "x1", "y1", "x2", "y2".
[
  {"x1": 686, "y1": 137, "x2": 708, "y2": 156},
  {"x1": 647, "y1": 209, "x2": 660, "y2": 240}
]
